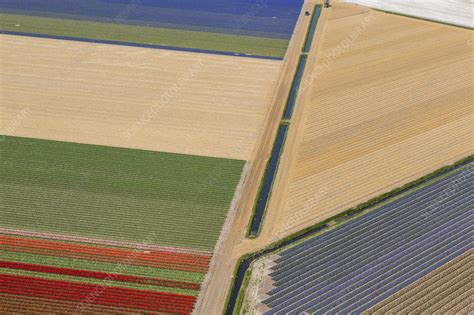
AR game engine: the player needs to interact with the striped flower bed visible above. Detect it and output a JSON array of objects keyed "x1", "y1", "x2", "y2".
[{"x1": 0, "y1": 235, "x2": 211, "y2": 314}]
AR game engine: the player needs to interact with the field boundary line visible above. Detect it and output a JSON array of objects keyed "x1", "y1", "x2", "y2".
[{"x1": 0, "y1": 31, "x2": 284, "y2": 61}]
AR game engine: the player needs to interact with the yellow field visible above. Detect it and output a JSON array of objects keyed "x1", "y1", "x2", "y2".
[
  {"x1": 366, "y1": 250, "x2": 472, "y2": 314},
  {"x1": 265, "y1": 3, "x2": 473, "y2": 237},
  {"x1": 1, "y1": 34, "x2": 281, "y2": 160}
]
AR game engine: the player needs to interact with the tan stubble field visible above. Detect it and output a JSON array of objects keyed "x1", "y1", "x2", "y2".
[
  {"x1": 0, "y1": 34, "x2": 282, "y2": 160},
  {"x1": 264, "y1": 2, "x2": 473, "y2": 240}
]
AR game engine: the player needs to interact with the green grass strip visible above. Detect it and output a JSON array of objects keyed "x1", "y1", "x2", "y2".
[
  {"x1": 0, "y1": 268, "x2": 198, "y2": 296},
  {"x1": 0, "y1": 13, "x2": 289, "y2": 58},
  {"x1": 0, "y1": 251, "x2": 205, "y2": 284},
  {"x1": 232, "y1": 267, "x2": 252, "y2": 315}
]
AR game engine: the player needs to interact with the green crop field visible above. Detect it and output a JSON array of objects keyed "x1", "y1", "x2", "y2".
[
  {"x1": 0, "y1": 136, "x2": 245, "y2": 251},
  {"x1": 0, "y1": 13, "x2": 288, "y2": 58},
  {"x1": 0, "y1": 251, "x2": 205, "y2": 283}
]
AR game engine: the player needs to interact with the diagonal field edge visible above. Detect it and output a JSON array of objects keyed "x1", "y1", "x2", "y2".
[{"x1": 0, "y1": 31, "x2": 284, "y2": 61}]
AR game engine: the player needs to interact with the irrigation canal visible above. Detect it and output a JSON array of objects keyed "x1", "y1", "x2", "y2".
[{"x1": 247, "y1": 5, "x2": 322, "y2": 238}]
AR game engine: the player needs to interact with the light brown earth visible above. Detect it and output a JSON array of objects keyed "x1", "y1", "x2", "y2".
[
  {"x1": 264, "y1": 2, "x2": 474, "y2": 239},
  {"x1": 197, "y1": 2, "x2": 473, "y2": 313},
  {"x1": 0, "y1": 35, "x2": 281, "y2": 160},
  {"x1": 366, "y1": 250, "x2": 473, "y2": 315}
]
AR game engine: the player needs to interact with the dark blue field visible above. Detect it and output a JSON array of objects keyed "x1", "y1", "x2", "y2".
[
  {"x1": 262, "y1": 163, "x2": 473, "y2": 314},
  {"x1": 0, "y1": 0, "x2": 304, "y2": 38}
]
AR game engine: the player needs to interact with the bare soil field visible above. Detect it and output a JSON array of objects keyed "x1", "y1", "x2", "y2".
[
  {"x1": 264, "y1": 3, "x2": 473, "y2": 238},
  {"x1": 366, "y1": 250, "x2": 473, "y2": 314},
  {"x1": 341, "y1": 0, "x2": 474, "y2": 28},
  {"x1": 0, "y1": 34, "x2": 281, "y2": 160}
]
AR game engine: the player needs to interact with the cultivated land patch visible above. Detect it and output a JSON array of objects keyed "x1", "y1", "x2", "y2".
[
  {"x1": 366, "y1": 250, "x2": 473, "y2": 314},
  {"x1": 247, "y1": 162, "x2": 472, "y2": 313},
  {"x1": 0, "y1": 135, "x2": 245, "y2": 313},
  {"x1": 1, "y1": 34, "x2": 281, "y2": 160},
  {"x1": 0, "y1": 136, "x2": 244, "y2": 251},
  {"x1": 0, "y1": 0, "x2": 304, "y2": 57},
  {"x1": 0, "y1": 13, "x2": 289, "y2": 58},
  {"x1": 269, "y1": 3, "x2": 473, "y2": 237}
]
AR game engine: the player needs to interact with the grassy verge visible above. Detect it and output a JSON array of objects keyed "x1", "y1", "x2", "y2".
[
  {"x1": 246, "y1": 124, "x2": 289, "y2": 238},
  {"x1": 245, "y1": 5, "x2": 320, "y2": 238},
  {"x1": 0, "y1": 13, "x2": 289, "y2": 58},
  {"x1": 302, "y1": 5, "x2": 322, "y2": 53},
  {"x1": 225, "y1": 155, "x2": 473, "y2": 313},
  {"x1": 233, "y1": 268, "x2": 252, "y2": 315}
]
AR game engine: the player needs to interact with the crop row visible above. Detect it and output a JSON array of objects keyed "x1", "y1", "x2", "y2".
[
  {"x1": 275, "y1": 166, "x2": 468, "y2": 264},
  {"x1": 367, "y1": 250, "x2": 471, "y2": 313},
  {"x1": 0, "y1": 293, "x2": 144, "y2": 314},
  {"x1": 1, "y1": 250, "x2": 205, "y2": 284},
  {"x1": 1, "y1": 135, "x2": 244, "y2": 251},
  {"x1": 0, "y1": 235, "x2": 210, "y2": 263},
  {"x1": 1, "y1": 235, "x2": 209, "y2": 272},
  {"x1": 261, "y1": 163, "x2": 472, "y2": 313},
  {"x1": 0, "y1": 261, "x2": 200, "y2": 290},
  {"x1": 266, "y1": 201, "x2": 470, "y2": 312},
  {"x1": 269, "y1": 174, "x2": 470, "y2": 286},
  {"x1": 1, "y1": 274, "x2": 195, "y2": 314}
]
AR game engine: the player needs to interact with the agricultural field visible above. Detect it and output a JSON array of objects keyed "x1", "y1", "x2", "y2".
[
  {"x1": 341, "y1": 0, "x2": 474, "y2": 28},
  {"x1": 366, "y1": 250, "x2": 473, "y2": 314},
  {"x1": 245, "y1": 162, "x2": 472, "y2": 313},
  {"x1": 0, "y1": 0, "x2": 304, "y2": 57},
  {"x1": 0, "y1": 135, "x2": 244, "y2": 313},
  {"x1": 1, "y1": 136, "x2": 244, "y2": 250},
  {"x1": 265, "y1": 2, "x2": 474, "y2": 238},
  {"x1": 0, "y1": 0, "x2": 314, "y2": 312},
  {"x1": 1, "y1": 34, "x2": 281, "y2": 160}
]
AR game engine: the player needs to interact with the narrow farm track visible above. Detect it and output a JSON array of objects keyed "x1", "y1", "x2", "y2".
[
  {"x1": 193, "y1": 1, "x2": 321, "y2": 313},
  {"x1": 366, "y1": 250, "x2": 473, "y2": 314},
  {"x1": 251, "y1": 163, "x2": 472, "y2": 313},
  {"x1": 264, "y1": 2, "x2": 473, "y2": 239}
]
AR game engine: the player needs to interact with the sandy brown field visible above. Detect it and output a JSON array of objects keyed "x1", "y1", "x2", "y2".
[
  {"x1": 0, "y1": 35, "x2": 281, "y2": 160},
  {"x1": 366, "y1": 250, "x2": 473, "y2": 315},
  {"x1": 264, "y1": 2, "x2": 473, "y2": 239}
]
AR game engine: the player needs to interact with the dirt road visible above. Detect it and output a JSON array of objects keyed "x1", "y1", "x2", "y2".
[{"x1": 193, "y1": 1, "x2": 322, "y2": 314}]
